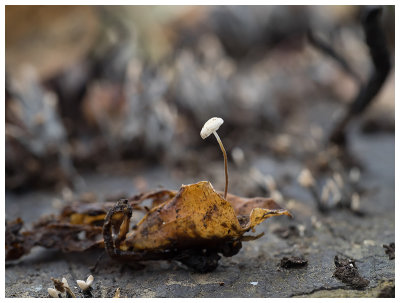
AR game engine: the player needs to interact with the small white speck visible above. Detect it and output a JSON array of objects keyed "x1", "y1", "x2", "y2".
[
  {"x1": 311, "y1": 216, "x2": 322, "y2": 229},
  {"x1": 298, "y1": 169, "x2": 315, "y2": 188},
  {"x1": 77, "y1": 231, "x2": 86, "y2": 240},
  {"x1": 232, "y1": 147, "x2": 245, "y2": 166},
  {"x1": 297, "y1": 224, "x2": 306, "y2": 237},
  {"x1": 250, "y1": 282, "x2": 258, "y2": 286},
  {"x1": 271, "y1": 190, "x2": 283, "y2": 204},
  {"x1": 351, "y1": 193, "x2": 361, "y2": 210},
  {"x1": 349, "y1": 167, "x2": 361, "y2": 183},
  {"x1": 363, "y1": 239, "x2": 376, "y2": 246},
  {"x1": 264, "y1": 175, "x2": 277, "y2": 191}
]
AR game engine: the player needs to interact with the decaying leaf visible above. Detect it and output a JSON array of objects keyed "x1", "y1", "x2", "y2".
[
  {"x1": 122, "y1": 181, "x2": 291, "y2": 251},
  {"x1": 6, "y1": 181, "x2": 291, "y2": 272},
  {"x1": 5, "y1": 217, "x2": 103, "y2": 261}
]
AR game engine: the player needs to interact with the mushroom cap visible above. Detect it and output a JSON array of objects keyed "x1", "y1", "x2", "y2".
[
  {"x1": 77, "y1": 280, "x2": 89, "y2": 291},
  {"x1": 61, "y1": 277, "x2": 69, "y2": 288},
  {"x1": 48, "y1": 288, "x2": 60, "y2": 298},
  {"x1": 200, "y1": 117, "x2": 224, "y2": 139},
  {"x1": 86, "y1": 275, "x2": 94, "y2": 286}
]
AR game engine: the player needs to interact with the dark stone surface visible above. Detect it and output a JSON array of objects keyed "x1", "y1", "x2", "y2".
[{"x1": 5, "y1": 126, "x2": 394, "y2": 298}]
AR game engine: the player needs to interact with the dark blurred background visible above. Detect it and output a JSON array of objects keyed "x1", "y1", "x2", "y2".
[{"x1": 5, "y1": 5, "x2": 395, "y2": 197}]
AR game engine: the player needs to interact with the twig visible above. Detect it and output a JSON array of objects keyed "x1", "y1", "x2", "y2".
[
  {"x1": 307, "y1": 29, "x2": 362, "y2": 85},
  {"x1": 330, "y1": 6, "x2": 391, "y2": 145}
]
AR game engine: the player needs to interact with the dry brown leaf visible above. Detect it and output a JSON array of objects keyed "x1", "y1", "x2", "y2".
[
  {"x1": 6, "y1": 180, "x2": 291, "y2": 272},
  {"x1": 121, "y1": 181, "x2": 291, "y2": 251}
]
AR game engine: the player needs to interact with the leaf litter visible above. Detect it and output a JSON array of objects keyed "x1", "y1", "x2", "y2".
[{"x1": 6, "y1": 181, "x2": 291, "y2": 272}]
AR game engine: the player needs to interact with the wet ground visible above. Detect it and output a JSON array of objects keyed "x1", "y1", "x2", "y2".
[{"x1": 5, "y1": 121, "x2": 395, "y2": 297}]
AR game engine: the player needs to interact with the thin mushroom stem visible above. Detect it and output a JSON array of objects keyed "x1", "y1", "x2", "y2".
[{"x1": 213, "y1": 131, "x2": 228, "y2": 199}]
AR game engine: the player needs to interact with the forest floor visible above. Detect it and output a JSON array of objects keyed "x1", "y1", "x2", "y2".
[{"x1": 5, "y1": 115, "x2": 395, "y2": 297}]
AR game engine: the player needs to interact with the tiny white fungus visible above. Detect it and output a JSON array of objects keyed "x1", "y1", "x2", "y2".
[
  {"x1": 61, "y1": 277, "x2": 69, "y2": 288},
  {"x1": 48, "y1": 288, "x2": 60, "y2": 298},
  {"x1": 200, "y1": 117, "x2": 224, "y2": 139},
  {"x1": 200, "y1": 117, "x2": 229, "y2": 199},
  {"x1": 77, "y1": 275, "x2": 94, "y2": 291},
  {"x1": 77, "y1": 280, "x2": 88, "y2": 291},
  {"x1": 86, "y1": 275, "x2": 94, "y2": 287}
]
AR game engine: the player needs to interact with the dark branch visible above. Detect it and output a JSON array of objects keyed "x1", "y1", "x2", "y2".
[
  {"x1": 307, "y1": 29, "x2": 362, "y2": 85},
  {"x1": 330, "y1": 6, "x2": 391, "y2": 145}
]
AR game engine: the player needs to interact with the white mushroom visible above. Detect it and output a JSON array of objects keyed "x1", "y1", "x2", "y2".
[
  {"x1": 48, "y1": 288, "x2": 60, "y2": 298},
  {"x1": 200, "y1": 117, "x2": 224, "y2": 139},
  {"x1": 76, "y1": 280, "x2": 88, "y2": 291},
  {"x1": 86, "y1": 275, "x2": 94, "y2": 287},
  {"x1": 200, "y1": 117, "x2": 228, "y2": 199},
  {"x1": 77, "y1": 275, "x2": 94, "y2": 291},
  {"x1": 61, "y1": 277, "x2": 69, "y2": 288}
]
